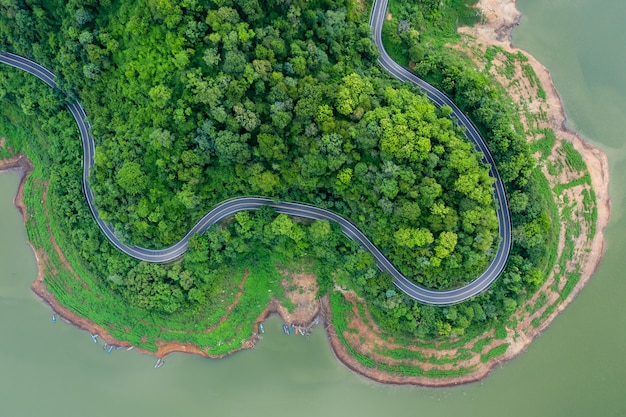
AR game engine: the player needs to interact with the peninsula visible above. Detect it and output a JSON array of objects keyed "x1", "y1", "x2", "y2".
[{"x1": 0, "y1": 0, "x2": 608, "y2": 385}]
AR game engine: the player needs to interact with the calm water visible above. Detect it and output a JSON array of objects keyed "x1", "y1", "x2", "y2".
[{"x1": 1, "y1": 0, "x2": 626, "y2": 415}]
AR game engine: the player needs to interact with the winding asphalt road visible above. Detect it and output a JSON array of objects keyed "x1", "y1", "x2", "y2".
[{"x1": 0, "y1": 0, "x2": 511, "y2": 305}]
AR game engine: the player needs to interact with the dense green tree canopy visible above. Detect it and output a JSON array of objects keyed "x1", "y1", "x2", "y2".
[
  {"x1": 0, "y1": 0, "x2": 501, "y2": 289},
  {"x1": 0, "y1": 0, "x2": 551, "y2": 341}
]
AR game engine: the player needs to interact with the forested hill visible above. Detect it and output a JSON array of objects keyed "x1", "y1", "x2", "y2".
[
  {"x1": 0, "y1": 0, "x2": 555, "y2": 342},
  {"x1": 0, "y1": 0, "x2": 500, "y2": 290}
]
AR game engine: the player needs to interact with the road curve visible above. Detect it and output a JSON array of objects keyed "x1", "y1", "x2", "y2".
[{"x1": 0, "y1": 0, "x2": 511, "y2": 305}]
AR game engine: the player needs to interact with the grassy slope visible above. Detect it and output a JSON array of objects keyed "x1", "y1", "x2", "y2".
[
  {"x1": 324, "y1": 1, "x2": 596, "y2": 377},
  {"x1": 1, "y1": 104, "x2": 295, "y2": 353}
]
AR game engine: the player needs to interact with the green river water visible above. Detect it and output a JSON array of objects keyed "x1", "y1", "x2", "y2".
[{"x1": 1, "y1": 0, "x2": 625, "y2": 415}]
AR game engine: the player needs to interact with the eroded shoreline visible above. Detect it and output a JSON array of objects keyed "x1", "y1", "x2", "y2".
[{"x1": 460, "y1": 0, "x2": 610, "y2": 331}]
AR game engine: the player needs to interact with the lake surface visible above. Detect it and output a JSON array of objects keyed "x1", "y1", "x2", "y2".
[{"x1": 1, "y1": 0, "x2": 626, "y2": 415}]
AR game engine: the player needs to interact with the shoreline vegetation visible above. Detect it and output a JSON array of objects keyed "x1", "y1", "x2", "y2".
[
  {"x1": 320, "y1": 0, "x2": 609, "y2": 385},
  {"x1": 0, "y1": 0, "x2": 609, "y2": 385},
  {"x1": 0, "y1": 155, "x2": 323, "y2": 358}
]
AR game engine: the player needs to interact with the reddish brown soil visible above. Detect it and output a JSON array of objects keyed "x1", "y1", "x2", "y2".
[
  {"x1": 323, "y1": 297, "x2": 494, "y2": 386},
  {"x1": 276, "y1": 268, "x2": 320, "y2": 325}
]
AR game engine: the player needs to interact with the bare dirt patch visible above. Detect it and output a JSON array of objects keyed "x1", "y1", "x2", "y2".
[
  {"x1": 276, "y1": 267, "x2": 320, "y2": 325},
  {"x1": 464, "y1": 0, "x2": 522, "y2": 43}
]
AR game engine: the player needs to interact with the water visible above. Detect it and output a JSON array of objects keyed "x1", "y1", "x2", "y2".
[{"x1": 2, "y1": 0, "x2": 626, "y2": 414}]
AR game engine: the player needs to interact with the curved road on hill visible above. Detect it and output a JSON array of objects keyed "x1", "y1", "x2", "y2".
[{"x1": 0, "y1": 0, "x2": 511, "y2": 305}]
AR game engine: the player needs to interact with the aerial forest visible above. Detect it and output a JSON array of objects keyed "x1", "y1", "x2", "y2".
[{"x1": 0, "y1": 0, "x2": 551, "y2": 340}]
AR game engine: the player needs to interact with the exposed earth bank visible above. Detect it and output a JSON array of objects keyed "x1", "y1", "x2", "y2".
[
  {"x1": 0, "y1": 153, "x2": 32, "y2": 217},
  {"x1": 459, "y1": 0, "x2": 610, "y2": 356}
]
